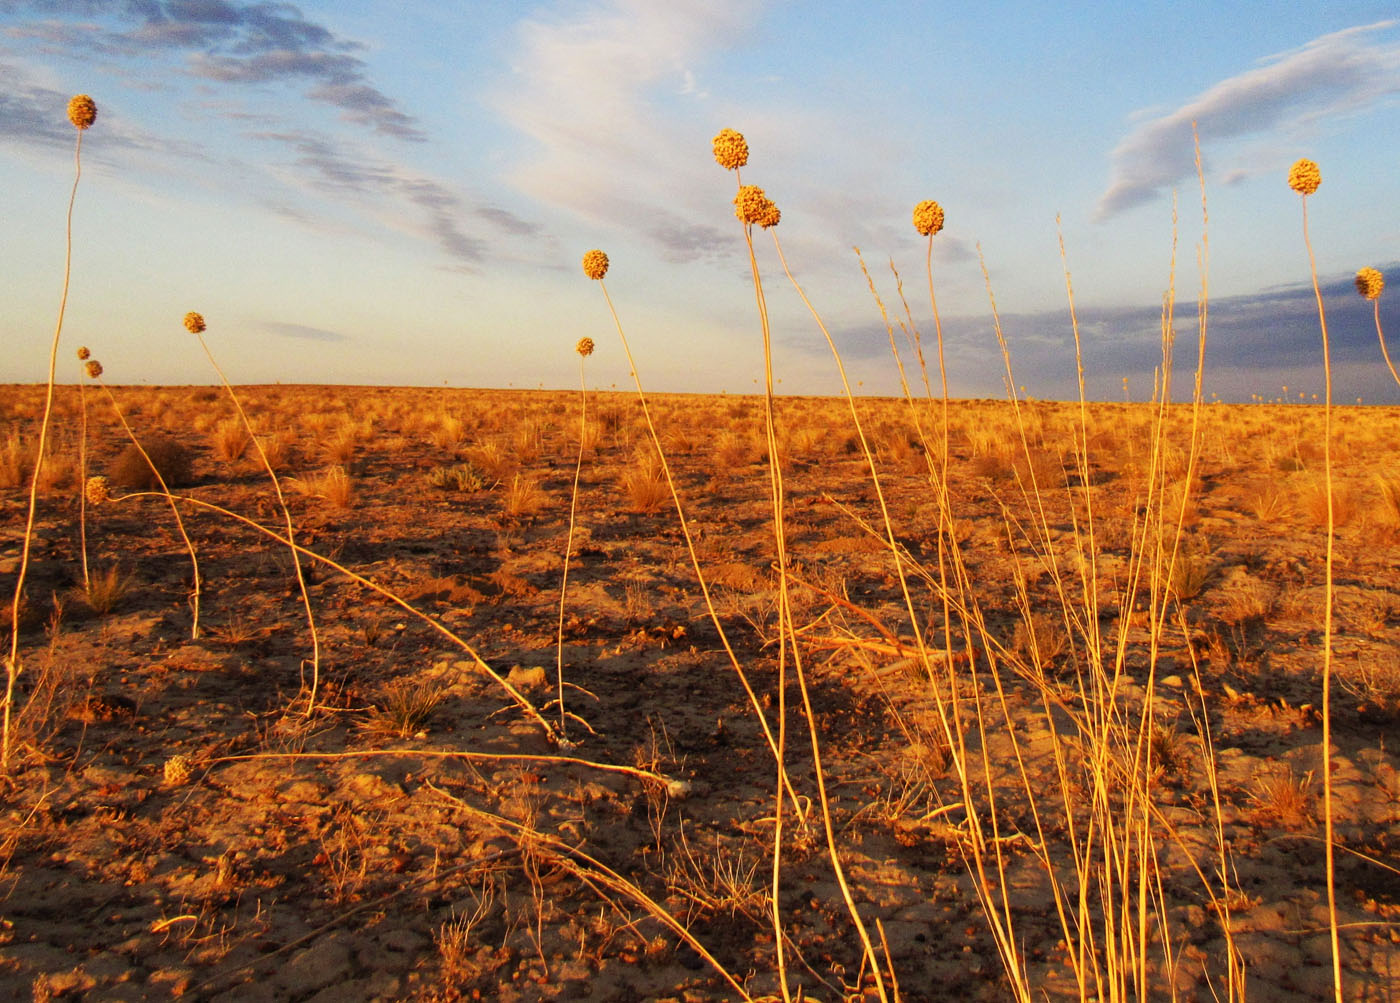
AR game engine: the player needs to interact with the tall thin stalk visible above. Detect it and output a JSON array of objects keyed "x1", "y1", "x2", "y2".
[
  {"x1": 184, "y1": 312, "x2": 321, "y2": 714},
  {"x1": 76, "y1": 348, "x2": 94, "y2": 592},
  {"x1": 579, "y1": 249, "x2": 802, "y2": 811},
  {"x1": 729, "y1": 160, "x2": 890, "y2": 1001},
  {"x1": 1290, "y1": 157, "x2": 1343, "y2": 1003},
  {"x1": 1355, "y1": 268, "x2": 1393, "y2": 388},
  {"x1": 4, "y1": 95, "x2": 97, "y2": 773},
  {"x1": 93, "y1": 370, "x2": 203, "y2": 638},
  {"x1": 555, "y1": 338, "x2": 595, "y2": 743}
]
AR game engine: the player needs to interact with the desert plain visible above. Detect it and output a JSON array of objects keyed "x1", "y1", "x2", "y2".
[{"x1": 1, "y1": 382, "x2": 1398, "y2": 1001}]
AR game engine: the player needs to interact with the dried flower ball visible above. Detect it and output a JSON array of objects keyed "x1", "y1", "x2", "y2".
[
  {"x1": 77, "y1": 346, "x2": 90, "y2": 361},
  {"x1": 163, "y1": 754, "x2": 192, "y2": 786},
  {"x1": 712, "y1": 128, "x2": 749, "y2": 170},
  {"x1": 1288, "y1": 159, "x2": 1321, "y2": 196},
  {"x1": 1355, "y1": 267, "x2": 1384, "y2": 301},
  {"x1": 734, "y1": 185, "x2": 779, "y2": 227},
  {"x1": 913, "y1": 200, "x2": 945, "y2": 237},
  {"x1": 85, "y1": 475, "x2": 110, "y2": 506},
  {"x1": 67, "y1": 94, "x2": 96, "y2": 130},
  {"x1": 84, "y1": 360, "x2": 103, "y2": 379},
  {"x1": 576, "y1": 337, "x2": 595, "y2": 357},
  {"x1": 581, "y1": 249, "x2": 609, "y2": 280},
  {"x1": 183, "y1": 311, "x2": 206, "y2": 334}
]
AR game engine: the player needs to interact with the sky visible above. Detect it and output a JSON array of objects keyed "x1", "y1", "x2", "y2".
[{"x1": 1, "y1": 1, "x2": 1398, "y2": 402}]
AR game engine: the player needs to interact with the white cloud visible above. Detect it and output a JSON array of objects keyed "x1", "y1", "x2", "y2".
[
  {"x1": 1096, "y1": 21, "x2": 1400, "y2": 220},
  {"x1": 492, "y1": 0, "x2": 762, "y2": 262}
]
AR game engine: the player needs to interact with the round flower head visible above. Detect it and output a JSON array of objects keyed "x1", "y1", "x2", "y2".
[
  {"x1": 734, "y1": 185, "x2": 778, "y2": 226},
  {"x1": 576, "y1": 336, "x2": 595, "y2": 357},
  {"x1": 163, "y1": 754, "x2": 192, "y2": 787},
  {"x1": 1288, "y1": 159, "x2": 1321, "y2": 196},
  {"x1": 913, "y1": 200, "x2": 945, "y2": 237},
  {"x1": 581, "y1": 249, "x2": 609, "y2": 280},
  {"x1": 756, "y1": 196, "x2": 780, "y2": 229},
  {"x1": 76, "y1": 346, "x2": 90, "y2": 361},
  {"x1": 85, "y1": 475, "x2": 110, "y2": 506},
  {"x1": 713, "y1": 128, "x2": 749, "y2": 170},
  {"x1": 1355, "y1": 267, "x2": 1384, "y2": 301},
  {"x1": 67, "y1": 94, "x2": 96, "y2": 130},
  {"x1": 84, "y1": 360, "x2": 103, "y2": 379},
  {"x1": 183, "y1": 311, "x2": 206, "y2": 334}
]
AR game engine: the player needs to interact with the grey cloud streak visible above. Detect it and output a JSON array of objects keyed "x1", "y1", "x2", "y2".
[
  {"x1": 2, "y1": 0, "x2": 423, "y2": 139},
  {"x1": 1096, "y1": 22, "x2": 1400, "y2": 221},
  {"x1": 820, "y1": 267, "x2": 1400, "y2": 401}
]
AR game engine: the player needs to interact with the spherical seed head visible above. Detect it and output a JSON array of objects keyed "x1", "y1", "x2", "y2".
[
  {"x1": 1356, "y1": 267, "x2": 1384, "y2": 300},
  {"x1": 575, "y1": 336, "x2": 595, "y2": 358},
  {"x1": 84, "y1": 360, "x2": 103, "y2": 379},
  {"x1": 67, "y1": 94, "x2": 96, "y2": 130},
  {"x1": 163, "y1": 754, "x2": 192, "y2": 787},
  {"x1": 713, "y1": 128, "x2": 749, "y2": 170},
  {"x1": 1288, "y1": 158, "x2": 1321, "y2": 196},
  {"x1": 734, "y1": 185, "x2": 778, "y2": 226},
  {"x1": 76, "y1": 346, "x2": 90, "y2": 361},
  {"x1": 183, "y1": 311, "x2": 206, "y2": 334},
  {"x1": 913, "y1": 200, "x2": 945, "y2": 237},
  {"x1": 85, "y1": 475, "x2": 110, "y2": 506},
  {"x1": 581, "y1": 249, "x2": 609, "y2": 280}
]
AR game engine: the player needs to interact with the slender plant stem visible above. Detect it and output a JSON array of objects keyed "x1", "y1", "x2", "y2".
[
  {"x1": 591, "y1": 278, "x2": 803, "y2": 811},
  {"x1": 4, "y1": 127, "x2": 85, "y2": 772},
  {"x1": 77, "y1": 373, "x2": 91, "y2": 591},
  {"x1": 1299, "y1": 193, "x2": 1343, "y2": 1003},
  {"x1": 96, "y1": 382, "x2": 203, "y2": 634},
  {"x1": 1374, "y1": 299, "x2": 1399, "y2": 390},
  {"x1": 556, "y1": 354, "x2": 589, "y2": 741},
  {"x1": 111, "y1": 489, "x2": 559, "y2": 741},
  {"x1": 195, "y1": 334, "x2": 320, "y2": 713},
  {"x1": 746, "y1": 224, "x2": 889, "y2": 1003}
]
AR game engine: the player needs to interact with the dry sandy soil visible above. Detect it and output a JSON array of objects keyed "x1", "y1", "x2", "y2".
[{"x1": 1, "y1": 384, "x2": 1398, "y2": 1001}]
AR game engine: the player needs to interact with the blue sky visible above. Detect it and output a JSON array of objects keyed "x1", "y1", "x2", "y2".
[{"x1": 2, "y1": 1, "x2": 1397, "y2": 401}]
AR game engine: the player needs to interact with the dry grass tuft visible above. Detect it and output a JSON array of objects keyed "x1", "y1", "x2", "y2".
[
  {"x1": 108, "y1": 436, "x2": 194, "y2": 489},
  {"x1": 289, "y1": 465, "x2": 353, "y2": 508}
]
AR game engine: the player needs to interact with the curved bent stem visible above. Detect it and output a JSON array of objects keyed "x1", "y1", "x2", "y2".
[{"x1": 112, "y1": 489, "x2": 560, "y2": 742}]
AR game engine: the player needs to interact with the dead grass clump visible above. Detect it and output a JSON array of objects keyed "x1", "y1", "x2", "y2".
[
  {"x1": 428, "y1": 462, "x2": 490, "y2": 492},
  {"x1": 428, "y1": 413, "x2": 468, "y2": 449},
  {"x1": 1301, "y1": 477, "x2": 1354, "y2": 528},
  {"x1": 468, "y1": 440, "x2": 514, "y2": 481},
  {"x1": 209, "y1": 418, "x2": 248, "y2": 464},
  {"x1": 713, "y1": 430, "x2": 758, "y2": 468},
  {"x1": 1251, "y1": 483, "x2": 1290, "y2": 522},
  {"x1": 621, "y1": 455, "x2": 669, "y2": 514},
  {"x1": 1249, "y1": 766, "x2": 1314, "y2": 830},
  {"x1": 1, "y1": 432, "x2": 37, "y2": 489},
  {"x1": 360, "y1": 677, "x2": 446, "y2": 739},
  {"x1": 1168, "y1": 546, "x2": 1213, "y2": 601},
  {"x1": 108, "y1": 436, "x2": 194, "y2": 489},
  {"x1": 1011, "y1": 611, "x2": 1070, "y2": 672},
  {"x1": 72, "y1": 564, "x2": 134, "y2": 615},
  {"x1": 322, "y1": 425, "x2": 358, "y2": 466},
  {"x1": 502, "y1": 473, "x2": 547, "y2": 520},
  {"x1": 32, "y1": 450, "x2": 75, "y2": 493},
  {"x1": 1373, "y1": 475, "x2": 1400, "y2": 528},
  {"x1": 255, "y1": 431, "x2": 296, "y2": 472},
  {"x1": 289, "y1": 466, "x2": 353, "y2": 508}
]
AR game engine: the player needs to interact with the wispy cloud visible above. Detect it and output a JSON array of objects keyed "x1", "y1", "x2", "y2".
[
  {"x1": 0, "y1": 59, "x2": 202, "y2": 160},
  {"x1": 2, "y1": 0, "x2": 423, "y2": 139},
  {"x1": 264, "y1": 320, "x2": 350, "y2": 344},
  {"x1": 251, "y1": 131, "x2": 489, "y2": 266},
  {"x1": 1096, "y1": 22, "x2": 1400, "y2": 220},
  {"x1": 493, "y1": 0, "x2": 760, "y2": 263}
]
